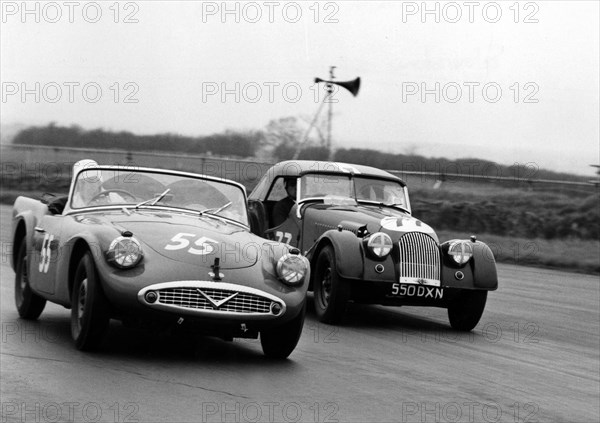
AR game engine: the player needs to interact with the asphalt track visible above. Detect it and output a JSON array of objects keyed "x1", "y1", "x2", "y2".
[{"x1": 1, "y1": 205, "x2": 598, "y2": 423}]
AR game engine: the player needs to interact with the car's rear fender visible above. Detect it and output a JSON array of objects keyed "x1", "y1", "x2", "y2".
[
  {"x1": 11, "y1": 196, "x2": 49, "y2": 270},
  {"x1": 12, "y1": 218, "x2": 27, "y2": 271}
]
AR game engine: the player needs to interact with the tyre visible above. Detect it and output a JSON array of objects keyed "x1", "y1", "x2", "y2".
[
  {"x1": 14, "y1": 242, "x2": 46, "y2": 320},
  {"x1": 260, "y1": 303, "x2": 306, "y2": 359},
  {"x1": 313, "y1": 246, "x2": 350, "y2": 324},
  {"x1": 448, "y1": 290, "x2": 488, "y2": 331},
  {"x1": 71, "y1": 252, "x2": 110, "y2": 350}
]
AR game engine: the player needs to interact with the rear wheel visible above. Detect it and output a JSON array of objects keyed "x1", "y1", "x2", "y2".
[
  {"x1": 260, "y1": 303, "x2": 306, "y2": 359},
  {"x1": 14, "y1": 242, "x2": 46, "y2": 319},
  {"x1": 71, "y1": 252, "x2": 110, "y2": 350},
  {"x1": 448, "y1": 290, "x2": 488, "y2": 331},
  {"x1": 313, "y1": 246, "x2": 349, "y2": 324}
]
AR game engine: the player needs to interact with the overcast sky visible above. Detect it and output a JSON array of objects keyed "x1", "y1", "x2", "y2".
[{"x1": 1, "y1": 1, "x2": 599, "y2": 175}]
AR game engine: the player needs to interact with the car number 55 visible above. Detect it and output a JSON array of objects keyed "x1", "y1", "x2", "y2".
[{"x1": 165, "y1": 233, "x2": 218, "y2": 255}]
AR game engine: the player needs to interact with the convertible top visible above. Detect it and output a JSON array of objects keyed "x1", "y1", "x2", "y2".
[{"x1": 266, "y1": 160, "x2": 404, "y2": 182}]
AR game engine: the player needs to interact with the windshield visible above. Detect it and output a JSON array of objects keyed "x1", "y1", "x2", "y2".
[
  {"x1": 70, "y1": 169, "x2": 249, "y2": 225},
  {"x1": 299, "y1": 174, "x2": 408, "y2": 210}
]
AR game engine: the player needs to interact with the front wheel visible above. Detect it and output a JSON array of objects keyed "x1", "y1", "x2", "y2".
[
  {"x1": 71, "y1": 252, "x2": 110, "y2": 350},
  {"x1": 313, "y1": 246, "x2": 350, "y2": 324},
  {"x1": 448, "y1": 290, "x2": 488, "y2": 331},
  {"x1": 260, "y1": 304, "x2": 306, "y2": 359},
  {"x1": 14, "y1": 242, "x2": 46, "y2": 319}
]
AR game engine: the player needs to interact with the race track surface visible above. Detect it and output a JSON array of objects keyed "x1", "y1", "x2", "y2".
[{"x1": 1, "y1": 205, "x2": 598, "y2": 422}]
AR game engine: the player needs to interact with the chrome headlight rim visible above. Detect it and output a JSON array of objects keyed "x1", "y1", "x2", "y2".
[
  {"x1": 366, "y1": 232, "x2": 393, "y2": 259},
  {"x1": 106, "y1": 236, "x2": 144, "y2": 269},
  {"x1": 448, "y1": 240, "x2": 473, "y2": 266},
  {"x1": 276, "y1": 253, "x2": 308, "y2": 286}
]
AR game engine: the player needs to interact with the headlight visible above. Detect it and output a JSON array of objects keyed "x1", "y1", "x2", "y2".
[
  {"x1": 367, "y1": 232, "x2": 393, "y2": 258},
  {"x1": 448, "y1": 241, "x2": 473, "y2": 265},
  {"x1": 276, "y1": 253, "x2": 309, "y2": 286},
  {"x1": 106, "y1": 236, "x2": 143, "y2": 268}
]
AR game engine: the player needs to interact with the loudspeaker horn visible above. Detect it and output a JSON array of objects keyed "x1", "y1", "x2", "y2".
[{"x1": 314, "y1": 77, "x2": 361, "y2": 97}]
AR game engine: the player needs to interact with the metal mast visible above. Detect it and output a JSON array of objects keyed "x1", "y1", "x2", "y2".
[{"x1": 326, "y1": 65, "x2": 336, "y2": 152}]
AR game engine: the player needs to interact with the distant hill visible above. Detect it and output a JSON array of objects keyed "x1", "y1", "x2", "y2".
[{"x1": 0, "y1": 123, "x2": 28, "y2": 144}]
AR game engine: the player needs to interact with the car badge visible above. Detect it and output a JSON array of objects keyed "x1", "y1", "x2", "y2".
[
  {"x1": 197, "y1": 289, "x2": 238, "y2": 310},
  {"x1": 208, "y1": 257, "x2": 224, "y2": 281},
  {"x1": 416, "y1": 278, "x2": 426, "y2": 285}
]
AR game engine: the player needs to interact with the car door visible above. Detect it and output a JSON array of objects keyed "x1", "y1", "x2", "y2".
[
  {"x1": 29, "y1": 215, "x2": 64, "y2": 295},
  {"x1": 265, "y1": 210, "x2": 301, "y2": 247}
]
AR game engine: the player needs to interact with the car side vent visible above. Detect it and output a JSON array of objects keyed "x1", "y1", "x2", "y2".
[{"x1": 338, "y1": 220, "x2": 368, "y2": 237}]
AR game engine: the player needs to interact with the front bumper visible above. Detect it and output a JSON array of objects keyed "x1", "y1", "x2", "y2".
[{"x1": 94, "y1": 255, "x2": 307, "y2": 329}]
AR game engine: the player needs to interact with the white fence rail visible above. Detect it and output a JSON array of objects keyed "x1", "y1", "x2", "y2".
[{"x1": 1, "y1": 144, "x2": 596, "y2": 192}]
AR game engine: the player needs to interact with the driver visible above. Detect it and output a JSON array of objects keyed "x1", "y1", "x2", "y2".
[
  {"x1": 71, "y1": 160, "x2": 103, "y2": 208},
  {"x1": 272, "y1": 177, "x2": 297, "y2": 227},
  {"x1": 71, "y1": 160, "x2": 127, "y2": 207}
]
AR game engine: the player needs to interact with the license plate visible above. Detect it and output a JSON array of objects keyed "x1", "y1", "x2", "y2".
[{"x1": 391, "y1": 283, "x2": 444, "y2": 299}]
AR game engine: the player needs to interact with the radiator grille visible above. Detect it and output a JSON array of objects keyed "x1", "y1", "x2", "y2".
[
  {"x1": 158, "y1": 287, "x2": 272, "y2": 314},
  {"x1": 398, "y1": 232, "x2": 440, "y2": 284}
]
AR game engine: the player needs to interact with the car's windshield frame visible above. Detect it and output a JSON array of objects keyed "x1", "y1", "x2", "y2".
[
  {"x1": 65, "y1": 166, "x2": 250, "y2": 227},
  {"x1": 296, "y1": 172, "x2": 411, "y2": 214}
]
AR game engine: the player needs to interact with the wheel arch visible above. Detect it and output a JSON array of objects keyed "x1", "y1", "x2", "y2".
[
  {"x1": 12, "y1": 219, "x2": 27, "y2": 270},
  {"x1": 471, "y1": 241, "x2": 498, "y2": 290},
  {"x1": 307, "y1": 230, "x2": 365, "y2": 289},
  {"x1": 68, "y1": 239, "x2": 93, "y2": 301},
  {"x1": 307, "y1": 238, "x2": 333, "y2": 291}
]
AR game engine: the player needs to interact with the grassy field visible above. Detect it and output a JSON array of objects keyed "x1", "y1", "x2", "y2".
[{"x1": 436, "y1": 230, "x2": 600, "y2": 275}]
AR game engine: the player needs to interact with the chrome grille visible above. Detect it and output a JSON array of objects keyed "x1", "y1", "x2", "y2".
[
  {"x1": 398, "y1": 232, "x2": 440, "y2": 283},
  {"x1": 158, "y1": 287, "x2": 272, "y2": 314}
]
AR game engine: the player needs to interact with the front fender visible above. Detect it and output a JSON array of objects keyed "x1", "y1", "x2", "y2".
[
  {"x1": 441, "y1": 241, "x2": 498, "y2": 290},
  {"x1": 309, "y1": 230, "x2": 365, "y2": 280},
  {"x1": 53, "y1": 227, "x2": 122, "y2": 306},
  {"x1": 472, "y1": 241, "x2": 498, "y2": 289}
]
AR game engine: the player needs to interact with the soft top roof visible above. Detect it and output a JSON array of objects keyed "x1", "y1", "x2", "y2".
[{"x1": 267, "y1": 160, "x2": 404, "y2": 183}]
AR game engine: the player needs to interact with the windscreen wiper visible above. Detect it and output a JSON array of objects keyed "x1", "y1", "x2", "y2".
[
  {"x1": 135, "y1": 189, "x2": 170, "y2": 209},
  {"x1": 200, "y1": 201, "x2": 232, "y2": 216}
]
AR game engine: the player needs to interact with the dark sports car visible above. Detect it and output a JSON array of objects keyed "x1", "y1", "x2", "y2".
[
  {"x1": 248, "y1": 160, "x2": 498, "y2": 329},
  {"x1": 11, "y1": 161, "x2": 309, "y2": 358}
]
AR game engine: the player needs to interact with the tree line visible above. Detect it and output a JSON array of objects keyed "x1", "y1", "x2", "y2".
[
  {"x1": 13, "y1": 124, "x2": 261, "y2": 158},
  {"x1": 12, "y1": 122, "x2": 589, "y2": 183}
]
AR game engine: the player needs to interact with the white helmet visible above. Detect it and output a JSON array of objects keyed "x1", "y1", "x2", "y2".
[{"x1": 72, "y1": 159, "x2": 101, "y2": 183}]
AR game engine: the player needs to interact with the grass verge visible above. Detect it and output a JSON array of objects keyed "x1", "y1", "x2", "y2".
[{"x1": 436, "y1": 230, "x2": 599, "y2": 275}]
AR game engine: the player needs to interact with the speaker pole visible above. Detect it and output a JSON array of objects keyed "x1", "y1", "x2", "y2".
[
  {"x1": 292, "y1": 92, "x2": 330, "y2": 160},
  {"x1": 327, "y1": 65, "x2": 336, "y2": 157}
]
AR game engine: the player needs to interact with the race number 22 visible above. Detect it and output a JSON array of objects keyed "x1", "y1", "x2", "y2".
[{"x1": 274, "y1": 231, "x2": 292, "y2": 244}]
